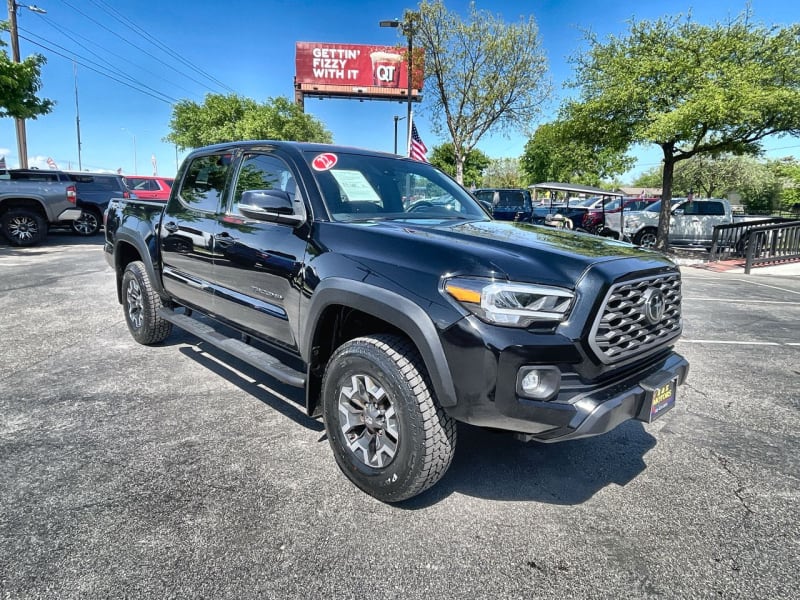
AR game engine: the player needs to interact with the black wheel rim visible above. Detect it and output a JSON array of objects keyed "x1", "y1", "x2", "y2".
[{"x1": 73, "y1": 211, "x2": 98, "y2": 235}]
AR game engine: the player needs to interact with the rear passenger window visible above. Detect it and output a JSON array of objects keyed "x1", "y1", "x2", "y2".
[
  {"x1": 701, "y1": 202, "x2": 725, "y2": 216},
  {"x1": 179, "y1": 154, "x2": 232, "y2": 213}
]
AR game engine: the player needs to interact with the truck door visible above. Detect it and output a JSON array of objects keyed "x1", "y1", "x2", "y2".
[
  {"x1": 160, "y1": 152, "x2": 233, "y2": 310},
  {"x1": 671, "y1": 200, "x2": 727, "y2": 245},
  {"x1": 211, "y1": 152, "x2": 308, "y2": 349}
]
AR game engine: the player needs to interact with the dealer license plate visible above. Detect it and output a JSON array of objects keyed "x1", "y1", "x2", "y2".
[{"x1": 639, "y1": 377, "x2": 677, "y2": 423}]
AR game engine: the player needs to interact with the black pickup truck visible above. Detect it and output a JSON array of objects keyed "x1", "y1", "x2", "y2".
[{"x1": 104, "y1": 141, "x2": 689, "y2": 502}]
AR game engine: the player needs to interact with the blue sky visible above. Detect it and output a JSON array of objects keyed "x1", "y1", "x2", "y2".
[{"x1": 2, "y1": 0, "x2": 798, "y2": 179}]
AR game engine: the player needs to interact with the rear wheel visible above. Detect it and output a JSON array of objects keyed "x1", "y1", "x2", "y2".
[
  {"x1": 71, "y1": 208, "x2": 101, "y2": 236},
  {"x1": 121, "y1": 261, "x2": 172, "y2": 345},
  {"x1": 1, "y1": 209, "x2": 47, "y2": 247},
  {"x1": 634, "y1": 228, "x2": 658, "y2": 248},
  {"x1": 322, "y1": 334, "x2": 457, "y2": 502}
]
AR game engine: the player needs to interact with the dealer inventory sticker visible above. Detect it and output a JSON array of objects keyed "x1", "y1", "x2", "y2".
[{"x1": 312, "y1": 153, "x2": 338, "y2": 171}]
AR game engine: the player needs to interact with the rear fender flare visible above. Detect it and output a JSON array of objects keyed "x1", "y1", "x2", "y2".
[{"x1": 112, "y1": 231, "x2": 165, "y2": 304}]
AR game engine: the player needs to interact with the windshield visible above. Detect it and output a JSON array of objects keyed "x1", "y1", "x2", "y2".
[{"x1": 305, "y1": 151, "x2": 489, "y2": 222}]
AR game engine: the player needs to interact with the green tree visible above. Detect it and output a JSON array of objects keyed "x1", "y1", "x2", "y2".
[
  {"x1": 413, "y1": 0, "x2": 550, "y2": 184},
  {"x1": 562, "y1": 10, "x2": 800, "y2": 250},
  {"x1": 632, "y1": 166, "x2": 664, "y2": 190},
  {"x1": 482, "y1": 157, "x2": 523, "y2": 188},
  {"x1": 767, "y1": 157, "x2": 800, "y2": 213},
  {"x1": 520, "y1": 121, "x2": 633, "y2": 186},
  {"x1": 672, "y1": 154, "x2": 774, "y2": 203},
  {"x1": 166, "y1": 94, "x2": 332, "y2": 150},
  {"x1": 0, "y1": 23, "x2": 53, "y2": 120},
  {"x1": 429, "y1": 142, "x2": 489, "y2": 187}
]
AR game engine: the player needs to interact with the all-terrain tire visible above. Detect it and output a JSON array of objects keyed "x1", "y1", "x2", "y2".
[
  {"x1": 121, "y1": 261, "x2": 172, "y2": 345},
  {"x1": 1, "y1": 209, "x2": 47, "y2": 247},
  {"x1": 322, "y1": 334, "x2": 457, "y2": 503}
]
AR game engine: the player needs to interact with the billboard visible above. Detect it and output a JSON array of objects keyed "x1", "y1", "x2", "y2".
[{"x1": 295, "y1": 42, "x2": 423, "y2": 103}]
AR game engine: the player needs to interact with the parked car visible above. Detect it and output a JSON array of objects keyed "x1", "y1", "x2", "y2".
[
  {"x1": 582, "y1": 197, "x2": 660, "y2": 234},
  {"x1": 613, "y1": 198, "x2": 738, "y2": 247},
  {"x1": 66, "y1": 172, "x2": 134, "y2": 236},
  {"x1": 472, "y1": 188, "x2": 533, "y2": 222},
  {"x1": 0, "y1": 171, "x2": 81, "y2": 246},
  {"x1": 125, "y1": 175, "x2": 174, "y2": 201}
]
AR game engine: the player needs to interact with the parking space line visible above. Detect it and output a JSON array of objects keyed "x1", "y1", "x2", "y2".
[
  {"x1": 731, "y1": 279, "x2": 800, "y2": 296},
  {"x1": 680, "y1": 340, "x2": 786, "y2": 346},
  {"x1": 683, "y1": 297, "x2": 798, "y2": 305}
]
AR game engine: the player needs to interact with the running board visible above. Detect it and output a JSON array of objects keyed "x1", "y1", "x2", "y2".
[{"x1": 158, "y1": 308, "x2": 306, "y2": 388}]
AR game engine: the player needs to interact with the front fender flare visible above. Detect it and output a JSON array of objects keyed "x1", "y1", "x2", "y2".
[{"x1": 302, "y1": 278, "x2": 458, "y2": 408}]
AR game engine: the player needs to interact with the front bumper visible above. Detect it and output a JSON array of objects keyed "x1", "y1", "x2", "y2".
[{"x1": 439, "y1": 315, "x2": 689, "y2": 442}]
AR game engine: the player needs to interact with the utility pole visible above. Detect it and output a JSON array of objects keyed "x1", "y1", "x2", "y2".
[
  {"x1": 7, "y1": 0, "x2": 28, "y2": 168},
  {"x1": 74, "y1": 62, "x2": 82, "y2": 171},
  {"x1": 5, "y1": 1, "x2": 46, "y2": 169}
]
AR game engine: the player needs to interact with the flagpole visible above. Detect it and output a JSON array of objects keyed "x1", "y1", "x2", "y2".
[{"x1": 407, "y1": 110, "x2": 414, "y2": 157}]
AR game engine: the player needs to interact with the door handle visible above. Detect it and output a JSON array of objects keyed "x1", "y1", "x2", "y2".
[
  {"x1": 214, "y1": 231, "x2": 238, "y2": 248},
  {"x1": 163, "y1": 221, "x2": 178, "y2": 233}
]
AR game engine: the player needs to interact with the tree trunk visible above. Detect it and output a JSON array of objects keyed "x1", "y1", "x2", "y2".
[
  {"x1": 657, "y1": 145, "x2": 675, "y2": 252},
  {"x1": 455, "y1": 155, "x2": 465, "y2": 185}
]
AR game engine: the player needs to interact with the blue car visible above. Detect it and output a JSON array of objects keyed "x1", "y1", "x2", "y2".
[{"x1": 473, "y1": 188, "x2": 533, "y2": 222}]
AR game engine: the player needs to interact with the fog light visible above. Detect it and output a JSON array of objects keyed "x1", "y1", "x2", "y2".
[
  {"x1": 516, "y1": 366, "x2": 560, "y2": 400},
  {"x1": 521, "y1": 370, "x2": 541, "y2": 392}
]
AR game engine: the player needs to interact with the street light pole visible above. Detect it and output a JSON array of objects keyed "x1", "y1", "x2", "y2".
[
  {"x1": 403, "y1": 14, "x2": 415, "y2": 154},
  {"x1": 122, "y1": 128, "x2": 137, "y2": 174},
  {"x1": 380, "y1": 11, "x2": 418, "y2": 157},
  {"x1": 393, "y1": 115, "x2": 406, "y2": 154}
]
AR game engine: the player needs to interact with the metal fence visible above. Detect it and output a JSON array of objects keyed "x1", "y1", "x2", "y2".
[{"x1": 710, "y1": 219, "x2": 800, "y2": 273}]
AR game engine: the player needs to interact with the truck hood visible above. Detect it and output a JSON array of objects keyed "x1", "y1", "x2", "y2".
[{"x1": 331, "y1": 218, "x2": 672, "y2": 288}]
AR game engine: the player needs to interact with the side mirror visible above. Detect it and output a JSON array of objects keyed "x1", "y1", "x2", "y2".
[
  {"x1": 238, "y1": 189, "x2": 304, "y2": 226},
  {"x1": 672, "y1": 208, "x2": 684, "y2": 216}
]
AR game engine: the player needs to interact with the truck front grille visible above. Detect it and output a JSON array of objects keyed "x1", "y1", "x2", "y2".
[{"x1": 589, "y1": 273, "x2": 682, "y2": 364}]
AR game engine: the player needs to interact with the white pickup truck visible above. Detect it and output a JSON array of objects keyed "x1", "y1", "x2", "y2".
[{"x1": 608, "y1": 198, "x2": 745, "y2": 248}]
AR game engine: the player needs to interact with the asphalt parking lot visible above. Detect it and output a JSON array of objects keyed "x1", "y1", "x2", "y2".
[{"x1": 1, "y1": 232, "x2": 798, "y2": 599}]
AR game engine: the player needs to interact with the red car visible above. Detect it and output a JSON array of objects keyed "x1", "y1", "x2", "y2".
[
  {"x1": 125, "y1": 176, "x2": 174, "y2": 200},
  {"x1": 582, "y1": 197, "x2": 659, "y2": 233}
]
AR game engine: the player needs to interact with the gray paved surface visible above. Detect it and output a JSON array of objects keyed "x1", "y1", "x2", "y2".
[{"x1": 1, "y1": 232, "x2": 798, "y2": 599}]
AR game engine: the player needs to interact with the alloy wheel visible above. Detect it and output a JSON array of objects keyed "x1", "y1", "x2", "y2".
[
  {"x1": 73, "y1": 211, "x2": 99, "y2": 235},
  {"x1": 7, "y1": 214, "x2": 39, "y2": 243},
  {"x1": 338, "y1": 373, "x2": 399, "y2": 468},
  {"x1": 125, "y1": 277, "x2": 144, "y2": 329}
]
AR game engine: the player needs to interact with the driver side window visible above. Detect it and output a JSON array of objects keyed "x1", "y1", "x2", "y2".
[{"x1": 231, "y1": 154, "x2": 297, "y2": 216}]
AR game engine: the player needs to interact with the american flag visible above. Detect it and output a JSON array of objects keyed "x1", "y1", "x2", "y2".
[
  {"x1": 0, "y1": 156, "x2": 6, "y2": 170},
  {"x1": 47, "y1": 157, "x2": 58, "y2": 170},
  {"x1": 409, "y1": 121, "x2": 428, "y2": 162}
]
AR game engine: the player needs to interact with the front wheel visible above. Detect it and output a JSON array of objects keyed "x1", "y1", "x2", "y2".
[
  {"x1": 121, "y1": 261, "x2": 172, "y2": 345},
  {"x1": 322, "y1": 334, "x2": 457, "y2": 503},
  {"x1": 634, "y1": 228, "x2": 658, "y2": 248},
  {"x1": 2, "y1": 209, "x2": 47, "y2": 247},
  {"x1": 71, "y1": 209, "x2": 101, "y2": 236}
]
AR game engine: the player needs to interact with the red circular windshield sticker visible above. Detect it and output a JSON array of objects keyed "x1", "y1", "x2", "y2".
[{"x1": 312, "y1": 153, "x2": 338, "y2": 171}]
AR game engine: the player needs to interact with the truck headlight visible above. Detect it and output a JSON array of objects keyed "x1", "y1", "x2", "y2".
[{"x1": 443, "y1": 277, "x2": 574, "y2": 327}]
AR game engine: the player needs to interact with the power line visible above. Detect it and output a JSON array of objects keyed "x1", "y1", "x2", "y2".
[
  {"x1": 58, "y1": 0, "x2": 227, "y2": 95},
  {"x1": 18, "y1": 33, "x2": 178, "y2": 105},
  {"x1": 30, "y1": 14, "x2": 199, "y2": 99},
  {"x1": 87, "y1": 0, "x2": 235, "y2": 94},
  {"x1": 19, "y1": 27, "x2": 180, "y2": 103}
]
